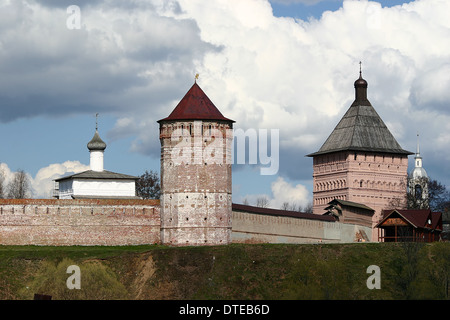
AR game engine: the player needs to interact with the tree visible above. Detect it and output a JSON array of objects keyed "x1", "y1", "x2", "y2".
[
  {"x1": 0, "y1": 169, "x2": 5, "y2": 199},
  {"x1": 136, "y1": 170, "x2": 160, "y2": 199},
  {"x1": 406, "y1": 177, "x2": 450, "y2": 212},
  {"x1": 427, "y1": 179, "x2": 450, "y2": 212},
  {"x1": 7, "y1": 170, "x2": 30, "y2": 199},
  {"x1": 256, "y1": 196, "x2": 270, "y2": 208},
  {"x1": 280, "y1": 201, "x2": 313, "y2": 213}
]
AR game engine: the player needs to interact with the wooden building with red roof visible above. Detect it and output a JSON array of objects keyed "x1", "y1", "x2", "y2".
[{"x1": 376, "y1": 209, "x2": 443, "y2": 242}]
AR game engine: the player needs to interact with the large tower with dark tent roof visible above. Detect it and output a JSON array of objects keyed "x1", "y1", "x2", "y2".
[
  {"x1": 157, "y1": 80, "x2": 234, "y2": 246},
  {"x1": 307, "y1": 68, "x2": 413, "y2": 240}
]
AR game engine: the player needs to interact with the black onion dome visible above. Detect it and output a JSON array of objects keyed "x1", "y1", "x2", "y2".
[{"x1": 354, "y1": 74, "x2": 368, "y2": 88}]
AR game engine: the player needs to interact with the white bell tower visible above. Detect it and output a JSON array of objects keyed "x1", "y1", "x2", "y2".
[{"x1": 87, "y1": 113, "x2": 107, "y2": 172}]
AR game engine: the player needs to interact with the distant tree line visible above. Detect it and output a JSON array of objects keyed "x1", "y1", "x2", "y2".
[{"x1": 242, "y1": 195, "x2": 313, "y2": 213}]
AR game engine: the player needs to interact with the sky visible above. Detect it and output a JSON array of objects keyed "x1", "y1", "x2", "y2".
[{"x1": 0, "y1": 0, "x2": 449, "y2": 209}]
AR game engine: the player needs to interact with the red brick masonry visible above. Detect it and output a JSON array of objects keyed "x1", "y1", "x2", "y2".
[{"x1": 0, "y1": 199, "x2": 160, "y2": 246}]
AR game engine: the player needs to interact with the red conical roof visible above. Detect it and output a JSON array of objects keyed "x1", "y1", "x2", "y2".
[{"x1": 158, "y1": 82, "x2": 234, "y2": 123}]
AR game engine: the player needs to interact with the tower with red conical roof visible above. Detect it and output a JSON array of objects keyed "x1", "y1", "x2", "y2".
[{"x1": 157, "y1": 81, "x2": 234, "y2": 246}]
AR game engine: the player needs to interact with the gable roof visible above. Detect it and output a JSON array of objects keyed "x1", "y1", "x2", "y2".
[
  {"x1": 158, "y1": 82, "x2": 234, "y2": 123},
  {"x1": 307, "y1": 75, "x2": 412, "y2": 157},
  {"x1": 54, "y1": 170, "x2": 138, "y2": 182},
  {"x1": 376, "y1": 209, "x2": 442, "y2": 230}
]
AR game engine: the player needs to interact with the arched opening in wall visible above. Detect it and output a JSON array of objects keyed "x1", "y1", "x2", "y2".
[{"x1": 415, "y1": 184, "x2": 423, "y2": 200}]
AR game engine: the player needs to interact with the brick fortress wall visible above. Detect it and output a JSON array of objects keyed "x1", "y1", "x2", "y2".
[{"x1": 0, "y1": 199, "x2": 160, "y2": 246}]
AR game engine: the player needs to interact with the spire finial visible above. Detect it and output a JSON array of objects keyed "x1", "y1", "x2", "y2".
[
  {"x1": 416, "y1": 132, "x2": 420, "y2": 156},
  {"x1": 359, "y1": 61, "x2": 362, "y2": 78},
  {"x1": 195, "y1": 73, "x2": 199, "y2": 83},
  {"x1": 95, "y1": 113, "x2": 99, "y2": 131}
]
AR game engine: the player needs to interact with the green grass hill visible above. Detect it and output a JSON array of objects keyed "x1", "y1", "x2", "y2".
[{"x1": 0, "y1": 242, "x2": 448, "y2": 300}]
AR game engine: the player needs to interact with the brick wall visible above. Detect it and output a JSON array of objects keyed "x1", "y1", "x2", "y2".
[
  {"x1": 159, "y1": 120, "x2": 233, "y2": 246},
  {"x1": 0, "y1": 199, "x2": 160, "y2": 246}
]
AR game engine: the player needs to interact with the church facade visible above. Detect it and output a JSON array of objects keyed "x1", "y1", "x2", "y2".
[{"x1": 54, "y1": 123, "x2": 138, "y2": 200}]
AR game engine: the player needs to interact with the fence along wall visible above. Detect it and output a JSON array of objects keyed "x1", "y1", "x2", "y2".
[{"x1": 0, "y1": 199, "x2": 160, "y2": 246}]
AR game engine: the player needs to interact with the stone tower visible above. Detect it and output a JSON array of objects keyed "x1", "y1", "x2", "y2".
[
  {"x1": 307, "y1": 70, "x2": 413, "y2": 240},
  {"x1": 157, "y1": 81, "x2": 234, "y2": 246}
]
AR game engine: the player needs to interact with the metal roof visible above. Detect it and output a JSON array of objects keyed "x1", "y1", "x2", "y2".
[
  {"x1": 54, "y1": 170, "x2": 138, "y2": 182},
  {"x1": 325, "y1": 199, "x2": 374, "y2": 212},
  {"x1": 87, "y1": 130, "x2": 107, "y2": 151},
  {"x1": 157, "y1": 82, "x2": 234, "y2": 123},
  {"x1": 307, "y1": 75, "x2": 412, "y2": 157},
  {"x1": 232, "y1": 203, "x2": 336, "y2": 222}
]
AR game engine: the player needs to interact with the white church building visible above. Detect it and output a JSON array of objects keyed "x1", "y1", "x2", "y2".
[{"x1": 54, "y1": 123, "x2": 139, "y2": 199}]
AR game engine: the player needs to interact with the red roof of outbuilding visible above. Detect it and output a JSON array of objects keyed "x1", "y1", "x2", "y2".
[
  {"x1": 377, "y1": 209, "x2": 442, "y2": 230},
  {"x1": 158, "y1": 82, "x2": 234, "y2": 123}
]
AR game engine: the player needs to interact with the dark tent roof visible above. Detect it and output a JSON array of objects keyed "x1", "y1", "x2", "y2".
[{"x1": 307, "y1": 74, "x2": 412, "y2": 157}]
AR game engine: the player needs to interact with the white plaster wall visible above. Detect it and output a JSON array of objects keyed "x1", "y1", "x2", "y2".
[
  {"x1": 72, "y1": 179, "x2": 136, "y2": 197},
  {"x1": 90, "y1": 151, "x2": 104, "y2": 171}
]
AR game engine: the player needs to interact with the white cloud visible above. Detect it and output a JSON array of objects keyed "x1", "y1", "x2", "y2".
[
  {"x1": 1, "y1": 161, "x2": 89, "y2": 199},
  {"x1": 270, "y1": 176, "x2": 311, "y2": 209},
  {"x1": 0, "y1": 163, "x2": 15, "y2": 190},
  {"x1": 31, "y1": 161, "x2": 90, "y2": 198},
  {"x1": 238, "y1": 176, "x2": 311, "y2": 210},
  {"x1": 169, "y1": 0, "x2": 450, "y2": 185},
  {"x1": 2, "y1": 0, "x2": 450, "y2": 195},
  {"x1": 270, "y1": 0, "x2": 338, "y2": 5}
]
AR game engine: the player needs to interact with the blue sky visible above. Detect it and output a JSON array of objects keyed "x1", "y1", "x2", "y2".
[
  {"x1": 0, "y1": 0, "x2": 448, "y2": 208},
  {"x1": 271, "y1": 0, "x2": 415, "y2": 20}
]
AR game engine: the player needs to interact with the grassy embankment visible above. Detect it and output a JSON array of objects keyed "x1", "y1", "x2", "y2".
[{"x1": 0, "y1": 242, "x2": 448, "y2": 300}]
